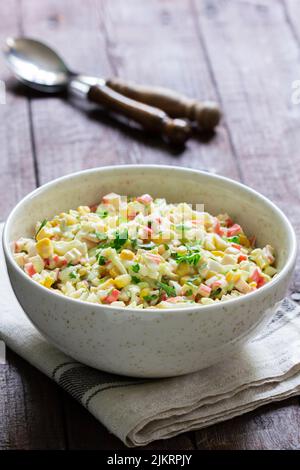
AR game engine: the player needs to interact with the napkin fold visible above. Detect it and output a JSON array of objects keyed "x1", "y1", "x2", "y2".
[{"x1": 1, "y1": 224, "x2": 300, "y2": 447}]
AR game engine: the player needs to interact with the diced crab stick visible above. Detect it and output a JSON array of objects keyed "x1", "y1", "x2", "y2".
[
  {"x1": 102, "y1": 193, "x2": 120, "y2": 208},
  {"x1": 263, "y1": 245, "x2": 275, "y2": 264},
  {"x1": 140, "y1": 226, "x2": 153, "y2": 239},
  {"x1": 166, "y1": 296, "x2": 185, "y2": 303},
  {"x1": 89, "y1": 204, "x2": 98, "y2": 212},
  {"x1": 198, "y1": 283, "x2": 212, "y2": 297},
  {"x1": 227, "y1": 224, "x2": 242, "y2": 237},
  {"x1": 235, "y1": 278, "x2": 252, "y2": 294},
  {"x1": 24, "y1": 262, "x2": 37, "y2": 277},
  {"x1": 249, "y1": 268, "x2": 265, "y2": 288},
  {"x1": 14, "y1": 241, "x2": 23, "y2": 253},
  {"x1": 226, "y1": 216, "x2": 234, "y2": 227},
  {"x1": 213, "y1": 219, "x2": 226, "y2": 236},
  {"x1": 211, "y1": 280, "x2": 223, "y2": 290},
  {"x1": 146, "y1": 253, "x2": 161, "y2": 264},
  {"x1": 53, "y1": 254, "x2": 67, "y2": 267},
  {"x1": 14, "y1": 253, "x2": 27, "y2": 267},
  {"x1": 192, "y1": 219, "x2": 202, "y2": 225},
  {"x1": 136, "y1": 194, "x2": 153, "y2": 205},
  {"x1": 128, "y1": 211, "x2": 136, "y2": 220},
  {"x1": 103, "y1": 289, "x2": 120, "y2": 304},
  {"x1": 238, "y1": 254, "x2": 248, "y2": 262},
  {"x1": 54, "y1": 268, "x2": 60, "y2": 281},
  {"x1": 231, "y1": 243, "x2": 242, "y2": 250}
]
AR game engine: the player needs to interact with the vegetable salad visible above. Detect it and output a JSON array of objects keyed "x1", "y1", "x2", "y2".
[{"x1": 13, "y1": 193, "x2": 277, "y2": 309}]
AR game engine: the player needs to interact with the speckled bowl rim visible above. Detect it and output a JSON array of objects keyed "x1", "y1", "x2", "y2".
[{"x1": 3, "y1": 165, "x2": 297, "y2": 315}]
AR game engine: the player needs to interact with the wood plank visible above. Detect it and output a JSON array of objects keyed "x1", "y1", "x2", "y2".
[
  {"x1": 284, "y1": 0, "x2": 300, "y2": 47},
  {"x1": 0, "y1": 0, "x2": 67, "y2": 452},
  {"x1": 18, "y1": 0, "x2": 117, "y2": 184},
  {"x1": 196, "y1": 398, "x2": 300, "y2": 450},
  {"x1": 192, "y1": 0, "x2": 300, "y2": 448},
  {"x1": 0, "y1": 0, "x2": 36, "y2": 220},
  {"x1": 95, "y1": 0, "x2": 240, "y2": 177},
  {"x1": 0, "y1": 350, "x2": 66, "y2": 449},
  {"x1": 18, "y1": 0, "x2": 239, "y2": 450},
  {"x1": 193, "y1": 0, "x2": 300, "y2": 292},
  {"x1": 20, "y1": 0, "x2": 239, "y2": 184},
  {"x1": 2, "y1": 0, "x2": 298, "y2": 451}
]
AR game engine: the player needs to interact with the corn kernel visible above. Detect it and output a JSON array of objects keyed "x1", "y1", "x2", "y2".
[
  {"x1": 179, "y1": 275, "x2": 190, "y2": 286},
  {"x1": 50, "y1": 219, "x2": 59, "y2": 227},
  {"x1": 42, "y1": 276, "x2": 54, "y2": 288},
  {"x1": 176, "y1": 262, "x2": 190, "y2": 276},
  {"x1": 77, "y1": 206, "x2": 90, "y2": 215},
  {"x1": 226, "y1": 272, "x2": 241, "y2": 283},
  {"x1": 204, "y1": 239, "x2": 216, "y2": 251},
  {"x1": 206, "y1": 271, "x2": 216, "y2": 280},
  {"x1": 249, "y1": 281, "x2": 257, "y2": 289},
  {"x1": 36, "y1": 227, "x2": 53, "y2": 241},
  {"x1": 109, "y1": 267, "x2": 119, "y2": 278},
  {"x1": 239, "y1": 233, "x2": 250, "y2": 248},
  {"x1": 100, "y1": 279, "x2": 115, "y2": 289},
  {"x1": 65, "y1": 214, "x2": 78, "y2": 225},
  {"x1": 152, "y1": 234, "x2": 165, "y2": 244},
  {"x1": 36, "y1": 238, "x2": 53, "y2": 259},
  {"x1": 213, "y1": 234, "x2": 228, "y2": 251},
  {"x1": 211, "y1": 250, "x2": 225, "y2": 257},
  {"x1": 157, "y1": 244, "x2": 166, "y2": 255},
  {"x1": 78, "y1": 267, "x2": 88, "y2": 276},
  {"x1": 120, "y1": 249, "x2": 135, "y2": 260},
  {"x1": 114, "y1": 274, "x2": 131, "y2": 288},
  {"x1": 140, "y1": 287, "x2": 151, "y2": 298}
]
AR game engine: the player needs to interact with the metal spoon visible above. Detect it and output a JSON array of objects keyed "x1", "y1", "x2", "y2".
[{"x1": 4, "y1": 37, "x2": 191, "y2": 145}]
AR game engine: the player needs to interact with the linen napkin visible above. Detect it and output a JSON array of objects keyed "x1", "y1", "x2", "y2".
[{"x1": 1, "y1": 223, "x2": 300, "y2": 447}]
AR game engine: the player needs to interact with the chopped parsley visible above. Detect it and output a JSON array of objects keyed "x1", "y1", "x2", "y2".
[
  {"x1": 175, "y1": 250, "x2": 201, "y2": 266},
  {"x1": 212, "y1": 287, "x2": 222, "y2": 296},
  {"x1": 96, "y1": 209, "x2": 108, "y2": 218},
  {"x1": 132, "y1": 263, "x2": 140, "y2": 273},
  {"x1": 130, "y1": 239, "x2": 138, "y2": 250},
  {"x1": 143, "y1": 294, "x2": 158, "y2": 302},
  {"x1": 175, "y1": 224, "x2": 192, "y2": 231},
  {"x1": 95, "y1": 232, "x2": 108, "y2": 241},
  {"x1": 227, "y1": 236, "x2": 240, "y2": 244},
  {"x1": 137, "y1": 241, "x2": 156, "y2": 250},
  {"x1": 97, "y1": 255, "x2": 106, "y2": 266},
  {"x1": 110, "y1": 229, "x2": 128, "y2": 251},
  {"x1": 131, "y1": 276, "x2": 140, "y2": 284},
  {"x1": 157, "y1": 281, "x2": 176, "y2": 297},
  {"x1": 69, "y1": 271, "x2": 77, "y2": 279},
  {"x1": 35, "y1": 219, "x2": 47, "y2": 239}
]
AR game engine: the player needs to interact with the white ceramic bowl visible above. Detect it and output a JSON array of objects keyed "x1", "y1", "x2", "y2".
[{"x1": 3, "y1": 166, "x2": 297, "y2": 378}]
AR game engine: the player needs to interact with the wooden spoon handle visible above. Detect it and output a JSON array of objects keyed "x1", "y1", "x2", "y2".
[
  {"x1": 107, "y1": 78, "x2": 221, "y2": 131},
  {"x1": 87, "y1": 84, "x2": 191, "y2": 146}
]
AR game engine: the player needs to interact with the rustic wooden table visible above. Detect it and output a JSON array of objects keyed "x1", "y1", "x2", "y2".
[{"x1": 1, "y1": 0, "x2": 300, "y2": 450}]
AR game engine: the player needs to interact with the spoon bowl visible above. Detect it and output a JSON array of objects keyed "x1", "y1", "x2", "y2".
[
  {"x1": 4, "y1": 37, "x2": 71, "y2": 92},
  {"x1": 3, "y1": 37, "x2": 192, "y2": 145}
]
